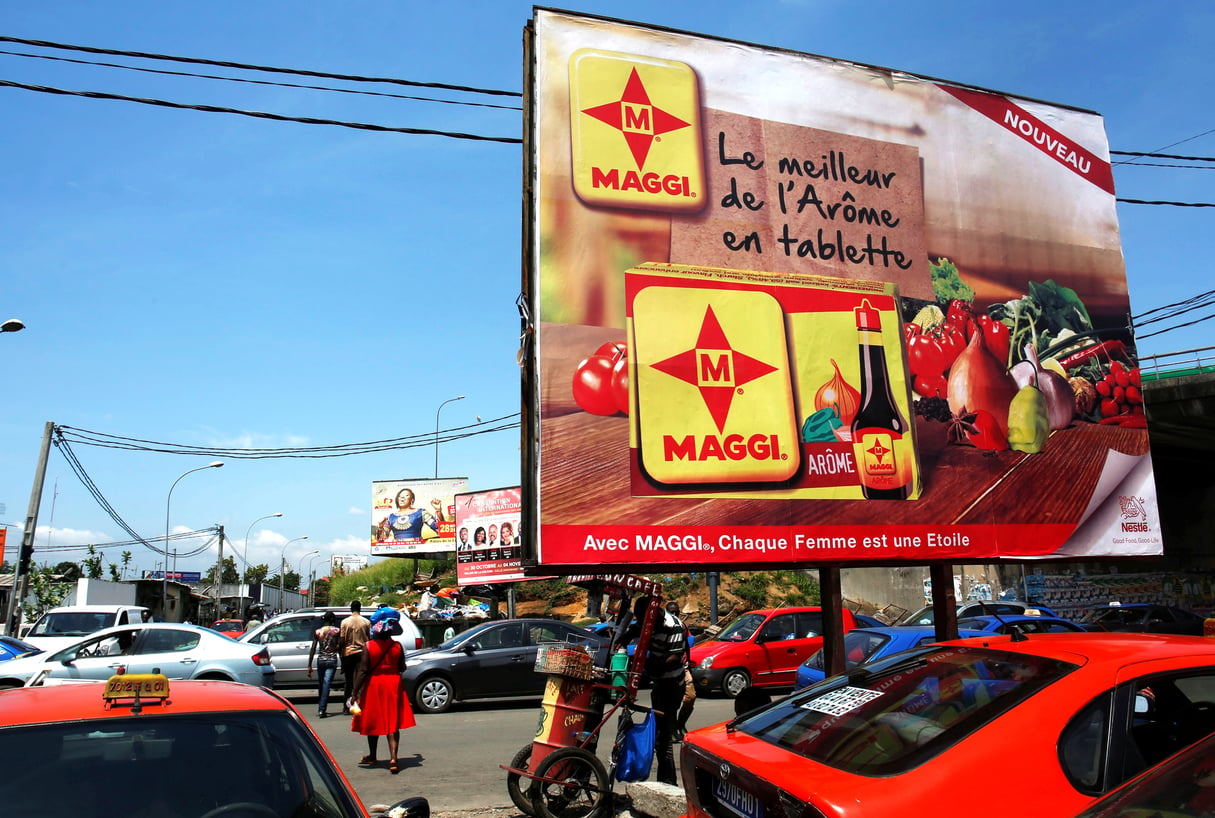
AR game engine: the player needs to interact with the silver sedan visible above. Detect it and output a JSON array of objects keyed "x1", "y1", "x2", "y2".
[{"x1": 0, "y1": 623, "x2": 275, "y2": 689}]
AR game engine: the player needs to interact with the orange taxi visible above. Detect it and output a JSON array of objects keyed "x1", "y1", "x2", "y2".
[
  {"x1": 0, "y1": 673, "x2": 429, "y2": 818},
  {"x1": 681, "y1": 633, "x2": 1215, "y2": 817}
]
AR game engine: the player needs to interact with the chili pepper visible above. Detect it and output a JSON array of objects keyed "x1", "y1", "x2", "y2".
[
  {"x1": 1058, "y1": 340, "x2": 1128, "y2": 370},
  {"x1": 967, "y1": 410, "x2": 1009, "y2": 451},
  {"x1": 1098, "y1": 414, "x2": 1148, "y2": 428}
]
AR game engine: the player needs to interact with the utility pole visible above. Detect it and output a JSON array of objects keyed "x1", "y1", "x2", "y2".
[
  {"x1": 213, "y1": 524, "x2": 225, "y2": 625},
  {"x1": 4, "y1": 422, "x2": 53, "y2": 636}
]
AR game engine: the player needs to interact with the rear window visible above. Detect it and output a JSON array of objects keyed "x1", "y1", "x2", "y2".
[{"x1": 732, "y1": 645, "x2": 1077, "y2": 776}]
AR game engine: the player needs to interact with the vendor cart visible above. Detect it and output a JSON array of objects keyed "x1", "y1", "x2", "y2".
[{"x1": 502, "y1": 574, "x2": 666, "y2": 818}]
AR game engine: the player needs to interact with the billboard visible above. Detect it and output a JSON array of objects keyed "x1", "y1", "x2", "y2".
[
  {"x1": 524, "y1": 10, "x2": 1159, "y2": 569},
  {"x1": 330, "y1": 554, "x2": 368, "y2": 576},
  {"x1": 454, "y1": 486, "x2": 526, "y2": 585},
  {"x1": 371, "y1": 478, "x2": 469, "y2": 556}
]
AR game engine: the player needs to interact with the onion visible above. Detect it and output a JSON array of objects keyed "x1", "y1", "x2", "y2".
[
  {"x1": 813, "y1": 359, "x2": 860, "y2": 427},
  {"x1": 947, "y1": 326, "x2": 1020, "y2": 435}
]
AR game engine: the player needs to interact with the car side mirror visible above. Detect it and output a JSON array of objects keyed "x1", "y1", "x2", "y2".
[
  {"x1": 463, "y1": 643, "x2": 477, "y2": 654},
  {"x1": 371, "y1": 797, "x2": 429, "y2": 818}
]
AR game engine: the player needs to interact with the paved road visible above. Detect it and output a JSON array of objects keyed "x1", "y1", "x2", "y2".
[{"x1": 279, "y1": 688, "x2": 738, "y2": 815}]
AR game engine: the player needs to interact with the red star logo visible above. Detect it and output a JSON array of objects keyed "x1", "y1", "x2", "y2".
[
  {"x1": 581, "y1": 67, "x2": 691, "y2": 169},
  {"x1": 865, "y1": 437, "x2": 891, "y2": 464},
  {"x1": 650, "y1": 306, "x2": 777, "y2": 433}
]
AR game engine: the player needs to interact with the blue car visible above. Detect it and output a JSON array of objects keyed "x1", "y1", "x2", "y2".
[
  {"x1": 0, "y1": 635, "x2": 42, "y2": 662},
  {"x1": 794, "y1": 625, "x2": 986, "y2": 690},
  {"x1": 956, "y1": 613, "x2": 1089, "y2": 635}
]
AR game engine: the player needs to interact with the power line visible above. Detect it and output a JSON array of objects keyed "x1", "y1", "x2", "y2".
[
  {"x1": 0, "y1": 34, "x2": 521, "y2": 98},
  {"x1": 0, "y1": 78, "x2": 522, "y2": 143},
  {"x1": 0, "y1": 48, "x2": 522, "y2": 111},
  {"x1": 1117, "y1": 198, "x2": 1215, "y2": 208}
]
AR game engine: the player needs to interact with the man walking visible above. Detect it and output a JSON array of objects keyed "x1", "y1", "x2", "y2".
[{"x1": 339, "y1": 600, "x2": 371, "y2": 714}]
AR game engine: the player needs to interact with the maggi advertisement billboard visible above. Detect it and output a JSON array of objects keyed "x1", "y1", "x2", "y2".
[{"x1": 524, "y1": 10, "x2": 1159, "y2": 569}]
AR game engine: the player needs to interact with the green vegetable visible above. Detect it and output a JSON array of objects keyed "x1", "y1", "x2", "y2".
[
  {"x1": 1007, "y1": 382, "x2": 1049, "y2": 453},
  {"x1": 911, "y1": 304, "x2": 946, "y2": 332},
  {"x1": 990, "y1": 280, "x2": 1093, "y2": 369},
  {"x1": 929, "y1": 257, "x2": 974, "y2": 304}
]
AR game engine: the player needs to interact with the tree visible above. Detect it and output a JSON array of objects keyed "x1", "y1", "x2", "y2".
[
  {"x1": 82, "y1": 545, "x2": 103, "y2": 579},
  {"x1": 120, "y1": 550, "x2": 132, "y2": 579},
  {"x1": 244, "y1": 563, "x2": 270, "y2": 585},
  {"x1": 54, "y1": 561, "x2": 82, "y2": 582},
  {"x1": 204, "y1": 557, "x2": 241, "y2": 585},
  {"x1": 25, "y1": 567, "x2": 70, "y2": 623}
]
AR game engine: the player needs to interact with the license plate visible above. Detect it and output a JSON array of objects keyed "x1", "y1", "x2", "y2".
[{"x1": 712, "y1": 777, "x2": 763, "y2": 818}]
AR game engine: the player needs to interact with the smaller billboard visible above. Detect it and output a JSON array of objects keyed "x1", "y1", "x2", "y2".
[
  {"x1": 331, "y1": 554, "x2": 368, "y2": 576},
  {"x1": 372, "y1": 477, "x2": 469, "y2": 556},
  {"x1": 454, "y1": 486, "x2": 525, "y2": 585}
]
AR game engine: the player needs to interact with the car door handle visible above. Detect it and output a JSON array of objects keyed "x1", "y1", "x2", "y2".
[{"x1": 511, "y1": 654, "x2": 527, "y2": 662}]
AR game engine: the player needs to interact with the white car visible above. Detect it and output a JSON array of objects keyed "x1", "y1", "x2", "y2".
[
  {"x1": 0, "y1": 623, "x2": 274, "y2": 689},
  {"x1": 22, "y1": 604, "x2": 149, "y2": 652},
  {"x1": 240, "y1": 607, "x2": 424, "y2": 688}
]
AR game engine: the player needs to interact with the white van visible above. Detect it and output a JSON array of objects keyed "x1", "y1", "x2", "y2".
[{"x1": 24, "y1": 605, "x2": 150, "y2": 652}]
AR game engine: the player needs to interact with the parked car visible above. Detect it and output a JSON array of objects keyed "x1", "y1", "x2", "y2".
[
  {"x1": 956, "y1": 613, "x2": 1089, "y2": 635},
  {"x1": 240, "y1": 607, "x2": 425, "y2": 688},
  {"x1": 0, "y1": 636, "x2": 41, "y2": 663},
  {"x1": 209, "y1": 618, "x2": 245, "y2": 639},
  {"x1": 681, "y1": 633, "x2": 1215, "y2": 817},
  {"x1": 1076, "y1": 730, "x2": 1215, "y2": 817},
  {"x1": 403, "y1": 618, "x2": 609, "y2": 713},
  {"x1": 22, "y1": 604, "x2": 149, "y2": 652},
  {"x1": 1082, "y1": 602, "x2": 1207, "y2": 635},
  {"x1": 690, "y1": 606, "x2": 858, "y2": 698},
  {"x1": 898, "y1": 599, "x2": 1055, "y2": 626},
  {"x1": 0, "y1": 674, "x2": 429, "y2": 818},
  {"x1": 0, "y1": 623, "x2": 275, "y2": 688},
  {"x1": 794, "y1": 625, "x2": 988, "y2": 690}
]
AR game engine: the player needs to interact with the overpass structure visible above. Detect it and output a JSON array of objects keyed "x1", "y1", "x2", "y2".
[{"x1": 1141, "y1": 347, "x2": 1215, "y2": 565}]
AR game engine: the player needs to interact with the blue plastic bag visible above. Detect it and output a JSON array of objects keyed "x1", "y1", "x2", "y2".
[{"x1": 614, "y1": 711, "x2": 656, "y2": 782}]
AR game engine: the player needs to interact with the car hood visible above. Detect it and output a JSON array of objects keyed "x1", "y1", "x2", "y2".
[
  {"x1": 690, "y1": 639, "x2": 744, "y2": 662},
  {"x1": 21, "y1": 635, "x2": 82, "y2": 651}
]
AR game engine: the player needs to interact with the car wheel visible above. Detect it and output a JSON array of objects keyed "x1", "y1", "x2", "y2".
[
  {"x1": 415, "y1": 675, "x2": 454, "y2": 713},
  {"x1": 722, "y1": 669, "x2": 750, "y2": 698}
]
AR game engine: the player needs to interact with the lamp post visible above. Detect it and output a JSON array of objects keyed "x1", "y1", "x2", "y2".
[
  {"x1": 279, "y1": 537, "x2": 309, "y2": 611},
  {"x1": 163, "y1": 461, "x2": 223, "y2": 622},
  {"x1": 1, "y1": 318, "x2": 24, "y2": 334},
  {"x1": 434, "y1": 395, "x2": 465, "y2": 478},
  {"x1": 302, "y1": 552, "x2": 323, "y2": 601},
  {"x1": 240, "y1": 512, "x2": 283, "y2": 582}
]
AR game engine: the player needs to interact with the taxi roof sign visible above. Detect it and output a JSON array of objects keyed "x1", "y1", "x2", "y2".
[{"x1": 103, "y1": 673, "x2": 170, "y2": 708}]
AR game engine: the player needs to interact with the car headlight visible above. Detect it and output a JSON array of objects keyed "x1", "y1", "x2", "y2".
[{"x1": 699, "y1": 656, "x2": 713, "y2": 669}]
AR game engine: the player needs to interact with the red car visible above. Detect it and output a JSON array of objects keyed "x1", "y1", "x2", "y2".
[
  {"x1": 0, "y1": 673, "x2": 429, "y2": 818},
  {"x1": 689, "y1": 606, "x2": 858, "y2": 697},
  {"x1": 681, "y1": 633, "x2": 1215, "y2": 817},
  {"x1": 210, "y1": 618, "x2": 245, "y2": 639}
]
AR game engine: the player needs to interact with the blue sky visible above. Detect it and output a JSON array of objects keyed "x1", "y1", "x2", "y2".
[{"x1": 1, "y1": 1, "x2": 1211, "y2": 580}]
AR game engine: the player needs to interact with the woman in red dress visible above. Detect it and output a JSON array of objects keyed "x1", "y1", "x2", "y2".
[{"x1": 351, "y1": 619, "x2": 415, "y2": 773}]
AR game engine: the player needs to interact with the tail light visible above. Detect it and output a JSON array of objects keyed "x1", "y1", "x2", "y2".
[
  {"x1": 252, "y1": 648, "x2": 273, "y2": 666},
  {"x1": 414, "y1": 637, "x2": 425, "y2": 649}
]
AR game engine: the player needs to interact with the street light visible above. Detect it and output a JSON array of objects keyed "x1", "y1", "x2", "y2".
[
  {"x1": 240, "y1": 512, "x2": 283, "y2": 581},
  {"x1": 279, "y1": 536, "x2": 309, "y2": 611},
  {"x1": 1, "y1": 318, "x2": 24, "y2": 334},
  {"x1": 434, "y1": 395, "x2": 465, "y2": 478},
  {"x1": 163, "y1": 461, "x2": 223, "y2": 622},
  {"x1": 302, "y1": 552, "x2": 323, "y2": 601}
]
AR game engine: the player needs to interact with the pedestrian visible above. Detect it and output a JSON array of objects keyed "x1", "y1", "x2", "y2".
[
  {"x1": 339, "y1": 600, "x2": 371, "y2": 714},
  {"x1": 625, "y1": 594, "x2": 688, "y2": 785},
  {"x1": 351, "y1": 618, "x2": 416, "y2": 774},
  {"x1": 307, "y1": 611, "x2": 342, "y2": 718},
  {"x1": 668, "y1": 602, "x2": 696, "y2": 740}
]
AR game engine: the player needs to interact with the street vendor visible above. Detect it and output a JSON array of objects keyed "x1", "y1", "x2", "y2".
[{"x1": 624, "y1": 594, "x2": 689, "y2": 786}]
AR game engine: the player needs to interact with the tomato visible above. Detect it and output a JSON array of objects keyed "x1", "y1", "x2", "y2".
[
  {"x1": 907, "y1": 334, "x2": 946, "y2": 378},
  {"x1": 913, "y1": 374, "x2": 948, "y2": 398},
  {"x1": 572, "y1": 354, "x2": 620, "y2": 415},
  {"x1": 611, "y1": 355, "x2": 629, "y2": 414},
  {"x1": 596, "y1": 341, "x2": 627, "y2": 359}
]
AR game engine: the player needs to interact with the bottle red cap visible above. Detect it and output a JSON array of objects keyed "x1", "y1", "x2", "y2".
[{"x1": 854, "y1": 299, "x2": 881, "y2": 330}]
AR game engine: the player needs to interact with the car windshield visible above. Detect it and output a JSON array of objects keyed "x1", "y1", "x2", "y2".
[
  {"x1": 732, "y1": 645, "x2": 1078, "y2": 776},
  {"x1": 0, "y1": 711, "x2": 365, "y2": 818},
  {"x1": 1091, "y1": 607, "x2": 1146, "y2": 627},
  {"x1": 28, "y1": 612, "x2": 113, "y2": 637},
  {"x1": 712, "y1": 613, "x2": 766, "y2": 643}
]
